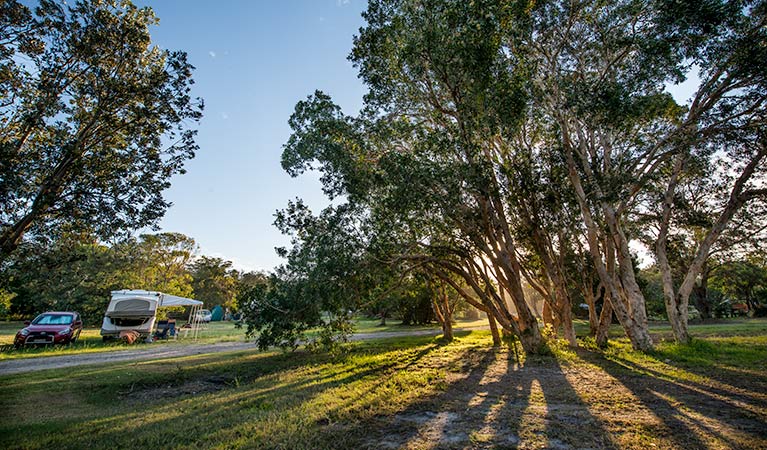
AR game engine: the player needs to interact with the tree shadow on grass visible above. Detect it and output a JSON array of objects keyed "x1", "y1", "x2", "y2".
[
  {"x1": 580, "y1": 350, "x2": 767, "y2": 449},
  {"x1": 653, "y1": 353, "x2": 767, "y2": 401},
  {"x1": 348, "y1": 345, "x2": 617, "y2": 449}
]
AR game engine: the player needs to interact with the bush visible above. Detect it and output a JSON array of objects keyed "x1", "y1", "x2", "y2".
[{"x1": 0, "y1": 290, "x2": 15, "y2": 320}]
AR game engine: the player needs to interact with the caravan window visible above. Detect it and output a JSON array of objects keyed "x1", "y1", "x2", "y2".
[{"x1": 114, "y1": 299, "x2": 153, "y2": 312}]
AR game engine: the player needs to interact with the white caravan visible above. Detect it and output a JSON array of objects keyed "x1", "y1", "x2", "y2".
[{"x1": 100, "y1": 290, "x2": 203, "y2": 340}]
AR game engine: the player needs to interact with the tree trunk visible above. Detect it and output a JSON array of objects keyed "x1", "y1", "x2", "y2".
[
  {"x1": 656, "y1": 153, "x2": 693, "y2": 344},
  {"x1": 471, "y1": 189, "x2": 545, "y2": 353},
  {"x1": 487, "y1": 311, "x2": 501, "y2": 347},
  {"x1": 660, "y1": 147, "x2": 765, "y2": 344},
  {"x1": 542, "y1": 301, "x2": 555, "y2": 328},
  {"x1": 595, "y1": 295, "x2": 613, "y2": 347},
  {"x1": 442, "y1": 315, "x2": 453, "y2": 341},
  {"x1": 559, "y1": 303, "x2": 577, "y2": 347},
  {"x1": 432, "y1": 268, "x2": 500, "y2": 346},
  {"x1": 564, "y1": 148, "x2": 654, "y2": 351},
  {"x1": 431, "y1": 282, "x2": 454, "y2": 341},
  {"x1": 584, "y1": 284, "x2": 600, "y2": 337},
  {"x1": 692, "y1": 277, "x2": 711, "y2": 320},
  {"x1": 0, "y1": 150, "x2": 79, "y2": 263}
]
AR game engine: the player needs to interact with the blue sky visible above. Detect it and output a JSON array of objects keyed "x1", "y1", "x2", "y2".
[{"x1": 135, "y1": 0, "x2": 369, "y2": 272}]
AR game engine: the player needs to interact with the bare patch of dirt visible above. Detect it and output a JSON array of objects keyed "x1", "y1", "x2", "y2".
[{"x1": 119, "y1": 375, "x2": 234, "y2": 404}]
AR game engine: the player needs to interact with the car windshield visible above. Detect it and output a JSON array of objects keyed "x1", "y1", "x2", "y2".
[{"x1": 31, "y1": 314, "x2": 73, "y2": 325}]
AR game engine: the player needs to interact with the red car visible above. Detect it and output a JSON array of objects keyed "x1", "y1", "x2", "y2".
[{"x1": 14, "y1": 311, "x2": 83, "y2": 347}]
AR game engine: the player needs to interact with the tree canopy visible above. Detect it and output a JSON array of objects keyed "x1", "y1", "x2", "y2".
[
  {"x1": 258, "y1": 0, "x2": 767, "y2": 353},
  {"x1": 0, "y1": 0, "x2": 203, "y2": 261}
]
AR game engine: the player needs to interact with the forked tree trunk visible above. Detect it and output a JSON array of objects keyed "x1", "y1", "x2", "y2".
[
  {"x1": 565, "y1": 149, "x2": 654, "y2": 351},
  {"x1": 657, "y1": 145, "x2": 766, "y2": 344},
  {"x1": 595, "y1": 296, "x2": 613, "y2": 347},
  {"x1": 431, "y1": 282, "x2": 454, "y2": 341},
  {"x1": 433, "y1": 256, "x2": 544, "y2": 354}
]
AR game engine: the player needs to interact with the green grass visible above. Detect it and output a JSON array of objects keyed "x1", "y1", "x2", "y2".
[
  {"x1": 1, "y1": 321, "x2": 766, "y2": 449},
  {"x1": 566, "y1": 316, "x2": 767, "y2": 339},
  {"x1": 0, "y1": 332, "x2": 477, "y2": 449},
  {"x1": 591, "y1": 334, "x2": 767, "y2": 387}
]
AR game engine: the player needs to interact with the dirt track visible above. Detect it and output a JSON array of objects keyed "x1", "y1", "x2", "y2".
[{"x1": 0, "y1": 328, "x2": 459, "y2": 375}]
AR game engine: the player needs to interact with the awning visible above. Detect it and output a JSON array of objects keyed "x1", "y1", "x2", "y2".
[
  {"x1": 159, "y1": 294, "x2": 203, "y2": 307},
  {"x1": 110, "y1": 290, "x2": 203, "y2": 308}
]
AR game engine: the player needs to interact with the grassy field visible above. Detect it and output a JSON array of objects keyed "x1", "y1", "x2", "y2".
[{"x1": 0, "y1": 319, "x2": 765, "y2": 449}]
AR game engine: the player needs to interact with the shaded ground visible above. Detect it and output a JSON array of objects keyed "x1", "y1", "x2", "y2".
[{"x1": 358, "y1": 345, "x2": 767, "y2": 449}]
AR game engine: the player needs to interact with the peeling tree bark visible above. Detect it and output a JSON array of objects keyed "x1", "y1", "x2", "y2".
[{"x1": 656, "y1": 146, "x2": 767, "y2": 344}]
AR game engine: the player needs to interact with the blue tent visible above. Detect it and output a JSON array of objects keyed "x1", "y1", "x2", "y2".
[{"x1": 211, "y1": 305, "x2": 224, "y2": 321}]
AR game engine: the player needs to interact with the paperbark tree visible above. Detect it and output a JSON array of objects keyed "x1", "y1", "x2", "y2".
[
  {"x1": 276, "y1": 0, "x2": 765, "y2": 353},
  {"x1": 507, "y1": 0, "x2": 766, "y2": 349},
  {"x1": 647, "y1": 0, "x2": 767, "y2": 342}
]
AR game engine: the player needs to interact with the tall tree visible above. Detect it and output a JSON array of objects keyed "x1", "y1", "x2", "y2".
[
  {"x1": 642, "y1": 0, "x2": 767, "y2": 343},
  {"x1": 277, "y1": 0, "x2": 765, "y2": 353},
  {"x1": 240, "y1": 201, "x2": 385, "y2": 350},
  {"x1": 1, "y1": 231, "x2": 197, "y2": 323},
  {"x1": 2, "y1": 233, "x2": 124, "y2": 323},
  {"x1": 190, "y1": 256, "x2": 239, "y2": 309},
  {"x1": 0, "y1": 0, "x2": 202, "y2": 261},
  {"x1": 501, "y1": 0, "x2": 767, "y2": 349},
  {"x1": 712, "y1": 255, "x2": 767, "y2": 314},
  {"x1": 114, "y1": 232, "x2": 197, "y2": 297}
]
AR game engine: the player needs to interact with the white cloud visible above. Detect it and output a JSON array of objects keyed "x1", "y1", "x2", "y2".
[
  {"x1": 208, "y1": 51, "x2": 216, "y2": 58},
  {"x1": 220, "y1": 112, "x2": 229, "y2": 120},
  {"x1": 337, "y1": 0, "x2": 350, "y2": 5}
]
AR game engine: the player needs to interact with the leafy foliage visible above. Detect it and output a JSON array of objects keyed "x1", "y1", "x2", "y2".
[
  {"x1": 190, "y1": 256, "x2": 239, "y2": 310},
  {"x1": 1, "y1": 232, "x2": 212, "y2": 324},
  {"x1": 0, "y1": 0, "x2": 202, "y2": 260}
]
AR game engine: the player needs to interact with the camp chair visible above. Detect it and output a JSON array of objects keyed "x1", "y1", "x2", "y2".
[
  {"x1": 154, "y1": 320, "x2": 170, "y2": 340},
  {"x1": 167, "y1": 319, "x2": 176, "y2": 337}
]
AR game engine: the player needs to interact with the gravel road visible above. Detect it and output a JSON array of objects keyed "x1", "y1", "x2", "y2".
[{"x1": 0, "y1": 328, "x2": 460, "y2": 375}]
